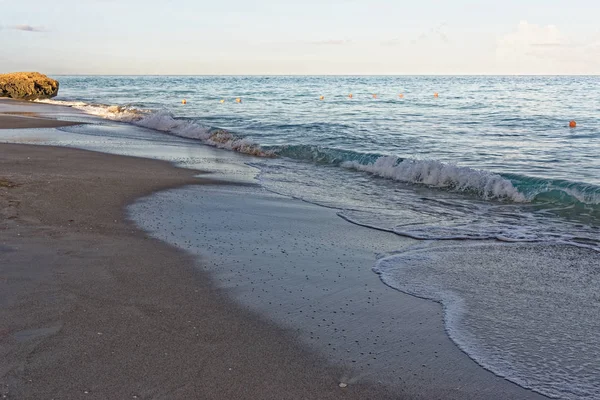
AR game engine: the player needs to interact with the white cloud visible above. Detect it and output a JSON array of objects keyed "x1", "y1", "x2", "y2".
[{"x1": 496, "y1": 21, "x2": 600, "y2": 74}]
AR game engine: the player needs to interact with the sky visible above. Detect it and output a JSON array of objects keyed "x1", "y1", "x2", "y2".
[{"x1": 1, "y1": 0, "x2": 599, "y2": 75}]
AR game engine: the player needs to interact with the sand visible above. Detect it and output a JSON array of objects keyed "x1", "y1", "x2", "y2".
[
  {"x1": 0, "y1": 143, "x2": 403, "y2": 399},
  {"x1": 0, "y1": 98, "x2": 82, "y2": 130},
  {"x1": 131, "y1": 185, "x2": 548, "y2": 400},
  {"x1": 0, "y1": 114, "x2": 81, "y2": 129}
]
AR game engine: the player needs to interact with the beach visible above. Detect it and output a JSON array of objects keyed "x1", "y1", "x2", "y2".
[
  {"x1": 0, "y1": 98, "x2": 553, "y2": 399},
  {"x1": 0, "y1": 142, "x2": 400, "y2": 399},
  {"x1": 3, "y1": 2, "x2": 599, "y2": 396}
]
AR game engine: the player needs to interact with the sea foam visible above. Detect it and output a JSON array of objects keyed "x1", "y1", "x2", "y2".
[
  {"x1": 374, "y1": 242, "x2": 600, "y2": 399},
  {"x1": 342, "y1": 156, "x2": 526, "y2": 202},
  {"x1": 36, "y1": 99, "x2": 272, "y2": 157}
]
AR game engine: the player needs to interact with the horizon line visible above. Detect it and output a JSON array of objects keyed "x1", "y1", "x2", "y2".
[{"x1": 39, "y1": 73, "x2": 600, "y2": 77}]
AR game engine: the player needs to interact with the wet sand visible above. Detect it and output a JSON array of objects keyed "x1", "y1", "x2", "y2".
[
  {"x1": 0, "y1": 143, "x2": 403, "y2": 399},
  {"x1": 0, "y1": 98, "x2": 82, "y2": 129},
  {"x1": 0, "y1": 114, "x2": 81, "y2": 129},
  {"x1": 131, "y1": 185, "x2": 547, "y2": 400}
]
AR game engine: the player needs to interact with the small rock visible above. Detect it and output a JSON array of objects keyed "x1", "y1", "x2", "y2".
[
  {"x1": 0, "y1": 72, "x2": 59, "y2": 100},
  {"x1": 339, "y1": 382, "x2": 348, "y2": 388}
]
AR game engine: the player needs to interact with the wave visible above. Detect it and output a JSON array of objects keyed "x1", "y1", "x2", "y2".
[
  {"x1": 507, "y1": 174, "x2": 600, "y2": 207},
  {"x1": 271, "y1": 144, "x2": 382, "y2": 165},
  {"x1": 37, "y1": 99, "x2": 600, "y2": 211},
  {"x1": 35, "y1": 99, "x2": 272, "y2": 157},
  {"x1": 342, "y1": 157, "x2": 526, "y2": 202},
  {"x1": 259, "y1": 144, "x2": 600, "y2": 209}
]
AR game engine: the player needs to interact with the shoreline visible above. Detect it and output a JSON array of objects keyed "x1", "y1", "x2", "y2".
[
  {"x1": 0, "y1": 99, "x2": 550, "y2": 399},
  {"x1": 0, "y1": 143, "x2": 398, "y2": 399},
  {"x1": 130, "y1": 184, "x2": 548, "y2": 400},
  {"x1": 0, "y1": 98, "x2": 83, "y2": 129}
]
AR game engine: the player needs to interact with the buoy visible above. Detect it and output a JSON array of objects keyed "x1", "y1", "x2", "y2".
[
  {"x1": 182, "y1": 99, "x2": 187, "y2": 104},
  {"x1": 219, "y1": 99, "x2": 225, "y2": 104},
  {"x1": 434, "y1": 92, "x2": 439, "y2": 98},
  {"x1": 569, "y1": 120, "x2": 577, "y2": 128},
  {"x1": 235, "y1": 98, "x2": 242, "y2": 103},
  {"x1": 373, "y1": 94, "x2": 377, "y2": 99},
  {"x1": 399, "y1": 94, "x2": 404, "y2": 98},
  {"x1": 320, "y1": 96, "x2": 325, "y2": 100},
  {"x1": 348, "y1": 93, "x2": 353, "y2": 99}
]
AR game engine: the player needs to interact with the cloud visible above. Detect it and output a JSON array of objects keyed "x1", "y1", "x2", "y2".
[
  {"x1": 10, "y1": 24, "x2": 45, "y2": 32},
  {"x1": 497, "y1": 21, "x2": 567, "y2": 51},
  {"x1": 496, "y1": 21, "x2": 600, "y2": 74}
]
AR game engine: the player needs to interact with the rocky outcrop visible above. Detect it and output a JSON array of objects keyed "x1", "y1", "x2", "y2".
[{"x1": 0, "y1": 72, "x2": 59, "y2": 100}]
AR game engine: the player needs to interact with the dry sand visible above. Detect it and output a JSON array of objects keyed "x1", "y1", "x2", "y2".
[{"x1": 0, "y1": 143, "x2": 402, "y2": 399}]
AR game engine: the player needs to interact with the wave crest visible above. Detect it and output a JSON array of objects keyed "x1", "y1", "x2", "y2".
[{"x1": 342, "y1": 156, "x2": 526, "y2": 201}]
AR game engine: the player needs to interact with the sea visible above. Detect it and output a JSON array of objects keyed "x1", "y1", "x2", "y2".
[{"x1": 36, "y1": 75, "x2": 599, "y2": 399}]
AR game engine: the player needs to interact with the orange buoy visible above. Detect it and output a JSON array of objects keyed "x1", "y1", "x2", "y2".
[
  {"x1": 349, "y1": 93, "x2": 353, "y2": 99},
  {"x1": 434, "y1": 92, "x2": 439, "y2": 98},
  {"x1": 182, "y1": 99, "x2": 187, "y2": 104},
  {"x1": 569, "y1": 120, "x2": 577, "y2": 128},
  {"x1": 373, "y1": 94, "x2": 377, "y2": 99},
  {"x1": 398, "y1": 93, "x2": 404, "y2": 98},
  {"x1": 235, "y1": 98, "x2": 242, "y2": 103},
  {"x1": 320, "y1": 96, "x2": 325, "y2": 100}
]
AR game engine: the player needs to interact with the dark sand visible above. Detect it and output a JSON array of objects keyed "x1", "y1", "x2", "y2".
[
  {"x1": 0, "y1": 143, "x2": 400, "y2": 399},
  {"x1": 0, "y1": 114, "x2": 81, "y2": 129},
  {"x1": 0, "y1": 99, "x2": 82, "y2": 129}
]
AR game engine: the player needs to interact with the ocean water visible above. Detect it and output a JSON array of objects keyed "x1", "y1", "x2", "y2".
[
  {"x1": 43, "y1": 76, "x2": 600, "y2": 248},
  {"x1": 38, "y1": 75, "x2": 600, "y2": 398}
]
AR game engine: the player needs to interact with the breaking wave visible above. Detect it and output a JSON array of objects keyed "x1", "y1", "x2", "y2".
[
  {"x1": 35, "y1": 99, "x2": 272, "y2": 157},
  {"x1": 342, "y1": 157, "x2": 526, "y2": 201},
  {"x1": 37, "y1": 99, "x2": 600, "y2": 211}
]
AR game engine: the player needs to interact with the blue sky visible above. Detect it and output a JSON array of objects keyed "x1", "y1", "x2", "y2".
[{"x1": 1, "y1": 0, "x2": 599, "y2": 74}]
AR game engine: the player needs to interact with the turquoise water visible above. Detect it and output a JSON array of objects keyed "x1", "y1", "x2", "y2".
[{"x1": 46, "y1": 75, "x2": 600, "y2": 249}]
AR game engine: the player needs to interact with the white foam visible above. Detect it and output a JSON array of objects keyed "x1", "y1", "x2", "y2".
[
  {"x1": 36, "y1": 99, "x2": 146, "y2": 122},
  {"x1": 342, "y1": 156, "x2": 526, "y2": 202},
  {"x1": 36, "y1": 99, "x2": 271, "y2": 157},
  {"x1": 374, "y1": 242, "x2": 600, "y2": 399}
]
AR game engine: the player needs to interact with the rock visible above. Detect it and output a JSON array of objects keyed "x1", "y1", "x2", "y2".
[{"x1": 0, "y1": 72, "x2": 59, "y2": 100}]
